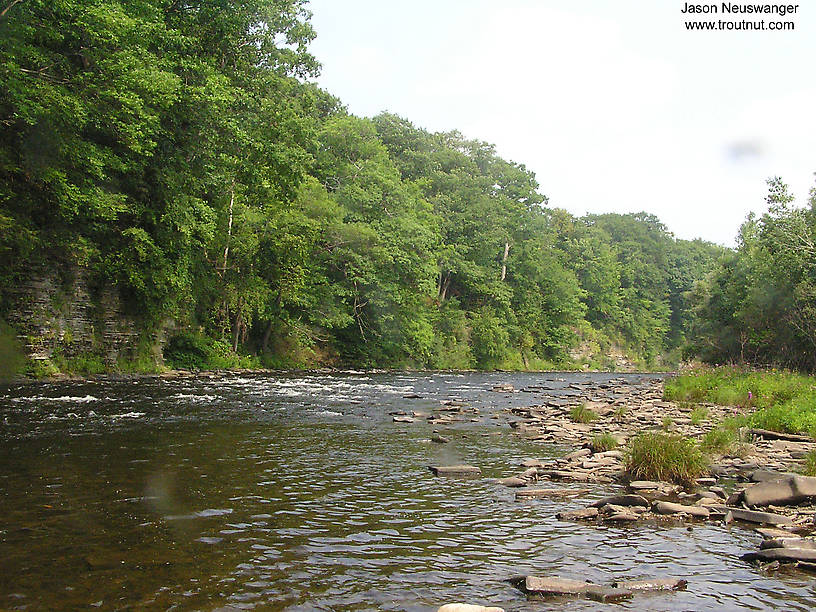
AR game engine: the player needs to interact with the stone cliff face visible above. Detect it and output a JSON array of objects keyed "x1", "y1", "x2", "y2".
[{"x1": 5, "y1": 267, "x2": 158, "y2": 370}]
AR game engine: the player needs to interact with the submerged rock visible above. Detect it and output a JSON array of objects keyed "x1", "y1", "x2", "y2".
[
  {"x1": 556, "y1": 507, "x2": 599, "y2": 520},
  {"x1": 613, "y1": 578, "x2": 688, "y2": 591},
  {"x1": 516, "y1": 487, "x2": 591, "y2": 499},
  {"x1": 497, "y1": 477, "x2": 527, "y2": 487},
  {"x1": 742, "y1": 547, "x2": 816, "y2": 564},
  {"x1": 519, "y1": 577, "x2": 632, "y2": 603},
  {"x1": 437, "y1": 605, "x2": 505, "y2": 612},
  {"x1": 428, "y1": 465, "x2": 481, "y2": 477}
]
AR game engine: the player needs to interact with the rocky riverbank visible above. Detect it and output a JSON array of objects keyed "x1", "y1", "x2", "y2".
[{"x1": 414, "y1": 375, "x2": 816, "y2": 609}]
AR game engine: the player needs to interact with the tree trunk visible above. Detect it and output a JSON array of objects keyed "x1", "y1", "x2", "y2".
[
  {"x1": 439, "y1": 272, "x2": 451, "y2": 302},
  {"x1": 220, "y1": 181, "x2": 235, "y2": 276},
  {"x1": 232, "y1": 296, "x2": 243, "y2": 352},
  {"x1": 0, "y1": 0, "x2": 23, "y2": 19},
  {"x1": 261, "y1": 319, "x2": 274, "y2": 353},
  {"x1": 501, "y1": 242, "x2": 510, "y2": 281}
]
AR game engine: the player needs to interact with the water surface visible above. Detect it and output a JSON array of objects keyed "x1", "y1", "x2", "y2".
[{"x1": 1, "y1": 372, "x2": 814, "y2": 610}]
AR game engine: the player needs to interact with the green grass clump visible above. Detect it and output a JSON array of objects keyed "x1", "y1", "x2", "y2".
[
  {"x1": 661, "y1": 416, "x2": 674, "y2": 431},
  {"x1": 665, "y1": 366, "x2": 816, "y2": 439},
  {"x1": 701, "y1": 426, "x2": 737, "y2": 454},
  {"x1": 690, "y1": 406, "x2": 709, "y2": 425},
  {"x1": 625, "y1": 433, "x2": 709, "y2": 486},
  {"x1": 570, "y1": 404, "x2": 598, "y2": 424},
  {"x1": 748, "y1": 390, "x2": 816, "y2": 438},
  {"x1": 590, "y1": 433, "x2": 619, "y2": 453},
  {"x1": 664, "y1": 366, "x2": 809, "y2": 410},
  {"x1": 802, "y1": 450, "x2": 816, "y2": 477}
]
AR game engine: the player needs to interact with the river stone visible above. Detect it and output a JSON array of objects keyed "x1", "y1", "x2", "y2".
[
  {"x1": 726, "y1": 508, "x2": 794, "y2": 525},
  {"x1": 590, "y1": 494, "x2": 649, "y2": 509},
  {"x1": 393, "y1": 416, "x2": 414, "y2": 423},
  {"x1": 603, "y1": 511, "x2": 639, "y2": 522},
  {"x1": 431, "y1": 434, "x2": 450, "y2": 444},
  {"x1": 519, "y1": 467, "x2": 538, "y2": 480},
  {"x1": 437, "y1": 605, "x2": 505, "y2": 612},
  {"x1": 742, "y1": 474, "x2": 816, "y2": 507},
  {"x1": 584, "y1": 587, "x2": 633, "y2": 603},
  {"x1": 742, "y1": 547, "x2": 816, "y2": 563},
  {"x1": 521, "y1": 577, "x2": 632, "y2": 603},
  {"x1": 760, "y1": 537, "x2": 816, "y2": 550},
  {"x1": 556, "y1": 507, "x2": 599, "y2": 520},
  {"x1": 743, "y1": 480, "x2": 799, "y2": 507},
  {"x1": 521, "y1": 458, "x2": 543, "y2": 468},
  {"x1": 613, "y1": 578, "x2": 688, "y2": 591},
  {"x1": 563, "y1": 448, "x2": 592, "y2": 461},
  {"x1": 755, "y1": 527, "x2": 797, "y2": 539},
  {"x1": 748, "y1": 470, "x2": 799, "y2": 483},
  {"x1": 654, "y1": 501, "x2": 710, "y2": 518},
  {"x1": 498, "y1": 477, "x2": 527, "y2": 487},
  {"x1": 428, "y1": 465, "x2": 481, "y2": 477},
  {"x1": 516, "y1": 487, "x2": 591, "y2": 499}
]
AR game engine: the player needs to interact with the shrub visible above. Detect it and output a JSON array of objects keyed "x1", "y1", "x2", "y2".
[{"x1": 625, "y1": 433, "x2": 709, "y2": 485}]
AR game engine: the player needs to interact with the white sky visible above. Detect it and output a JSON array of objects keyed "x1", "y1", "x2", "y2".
[{"x1": 306, "y1": 1, "x2": 816, "y2": 246}]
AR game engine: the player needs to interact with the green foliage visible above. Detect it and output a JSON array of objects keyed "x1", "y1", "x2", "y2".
[
  {"x1": 163, "y1": 331, "x2": 258, "y2": 370},
  {"x1": 688, "y1": 178, "x2": 816, "y2": 371},
  {"x1": 0, "y1": 320, "x2": 26, "y2": 380},
  {"x1": 0, "y1": 1, "x2": 725, "y2": 373},
  {"x1": 590, "y1": 433, "x2": 619, "y2": 453},
  {"x1": 667, "y1": 366, "x2": 816, "y2": 438},
  {"x1": 802, "y1": 450, "x2": 816, "y2": 477},
  {"x1": 570, "y1": 404, "x2": 598, "y2": 424},
  {"x1": 689, "y1": 406, "x2": 709, "y2": 425},
  {"x1": 701, "y1": 426, "x2": 738, "y2": 454},
  {"x1": 625, "y1": 433, "x2": 710, "y2": 485}
]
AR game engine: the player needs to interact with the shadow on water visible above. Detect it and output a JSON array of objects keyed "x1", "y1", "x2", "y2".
[{"x1": 1, "y1": 372, "x2": 815, "y2": 610}]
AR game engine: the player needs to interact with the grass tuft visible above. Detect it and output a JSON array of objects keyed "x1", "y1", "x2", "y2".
[
  {"x1": 570, "y1": 404, "x2": 598, "y2": 424},
  {"x1": 701, "y1": 426, "x2": 737, "y2": 454},
  {"x1": 590, "y1": 433, "x2": 619, "y2": 453},
  {"x1": 803, "y1": 450, "x2": 816, "y2": 477},
  {"x1": 625, "y1": 433, "x2": 709, "y2": 486},
  {"x1": 689, "y1": 406, "x2": 709, "y2": 425}
]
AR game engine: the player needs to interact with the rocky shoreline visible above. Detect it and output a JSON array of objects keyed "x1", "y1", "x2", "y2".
[{"x1": 418, "y1": 376, "x2": 816, "y2": 611}]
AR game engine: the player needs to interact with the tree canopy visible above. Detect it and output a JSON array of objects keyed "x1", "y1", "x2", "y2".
[{"x1": 1, "y1": 0, "x2": 778, "y2": 373}]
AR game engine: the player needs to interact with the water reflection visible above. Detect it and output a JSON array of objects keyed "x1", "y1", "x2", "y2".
[{"x1": 0, "y1": 372, "x2": 814, "y2": 610}]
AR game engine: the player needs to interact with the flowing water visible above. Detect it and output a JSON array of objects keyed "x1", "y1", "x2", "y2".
[{"x1": 1, "y1": 371, "x2": 814, "y2": 611}]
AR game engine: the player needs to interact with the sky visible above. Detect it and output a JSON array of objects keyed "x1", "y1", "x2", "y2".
[{"x1": 305, "y1": 1, "x2": 816, "y2": 246}]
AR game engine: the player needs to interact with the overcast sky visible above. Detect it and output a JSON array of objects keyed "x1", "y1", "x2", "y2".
[{"x1": 306, "y1": 1, "x2": 815, "y2": 246}]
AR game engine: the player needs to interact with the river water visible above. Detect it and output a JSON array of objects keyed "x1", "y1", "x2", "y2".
[{"x1": 1, "y1": 371, "x2": 814, "y2": 611}]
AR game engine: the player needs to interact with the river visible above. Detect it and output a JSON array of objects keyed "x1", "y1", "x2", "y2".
[{"x1": 1, "y1": 371, "x2": 814, "y2": 610}]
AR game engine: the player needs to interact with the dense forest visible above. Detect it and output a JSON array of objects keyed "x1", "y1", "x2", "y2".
[{"x1": 0, "y1": 0, "x2": 812, "y2": 374}]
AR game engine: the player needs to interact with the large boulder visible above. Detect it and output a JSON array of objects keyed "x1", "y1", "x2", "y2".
[{"x1": 742, "y1": 474, "x2": 816, "y2": 507}]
